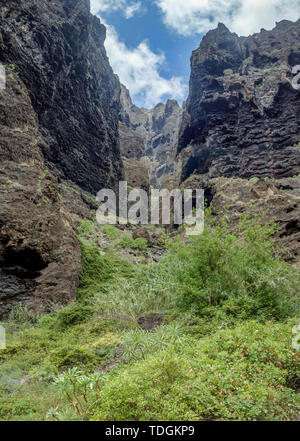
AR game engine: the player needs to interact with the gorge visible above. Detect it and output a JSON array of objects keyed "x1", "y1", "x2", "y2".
[
  {"x1": 0, "y1": 0, "x2": 299, "y2": 422},
  {"x1": 0, "y1": 0, "x2": 299, "y2": 316}
]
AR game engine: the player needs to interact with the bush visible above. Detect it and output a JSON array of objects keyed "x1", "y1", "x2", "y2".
[
  {"x1": 77, "y1": 220, "x2": 95, "y2": 238},
  {"x1": 118, "y1": 234, "x2": 148, "y2": 251},
  {"x1": 132, "y1": 238, "x2": 148, "y2": 251},
  {"x1": 52, "y1": 303, "x2": 94, "y2": 329},
  {"x1": 169, "y1": 215, "x2": 299, "y2": 321},
  {"x1": 89, "y1": 321, "x2": 300, "y2": 421},
  {"x1": 79, "y1": 241, "x2": 133, "y2": 293}
]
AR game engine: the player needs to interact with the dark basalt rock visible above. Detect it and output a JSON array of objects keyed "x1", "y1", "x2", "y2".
[
  {"x1": 0, "y1": 0, "x2": 123, "y2": 194},
  {"x1": 138, "y1": 313, "x2": 163, "y2": 331},
  {"x1": 0, "y1": 0, "x2": 127, "y2": 317},
  {"x1": 178, "y1": 20, "x2": 300, "y2": 183},
  {"x1": 0, "y1": 69, "x2": 82, "y2": 318}
]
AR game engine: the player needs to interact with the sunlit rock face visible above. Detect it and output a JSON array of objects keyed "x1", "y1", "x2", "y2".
[
  {"x1": 119, "y1": 85, "x2": 183, "y2": 189},
  {"x1": 178, "y1": 20, "x2": 300, "y2": 185},
  {"x1": 0, "y1": 0, "x2": 123, "y2": 194}
]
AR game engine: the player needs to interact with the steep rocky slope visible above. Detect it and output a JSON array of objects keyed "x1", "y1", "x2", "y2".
[
  {"x1": 0, "y1": 0, "x2": 124, "y2": 317},
  {"x1": 178, "y1": 20, "x2": 300, "y2": 185},
  {"x1": 177, "y1": 20, "x2": 300, "y2": 263},
  {"x1": 0, "y1": 68, "x2": 81, "y2": 317},
  {"x1": 119, "y1": 85, "x2": 182, "y2": 188},
  {"x1": 0, "y1": 0, "x2": 123, "y2": 194}
]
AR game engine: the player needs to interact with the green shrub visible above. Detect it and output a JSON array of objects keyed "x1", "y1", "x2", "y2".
[
  {"x1": 77, "y1": 219, "x2": 95, "y2": 238},
  {"x1": 132, "y1": 238, "x2": 148, "y2": 251},
  {"x1": 48, "y1": 346, "x2": 101, "y2": 370},
  {"x1": 79, "y1": 241, "x2": 133, "y2": 293},
  {"x1": 88, "y1": 321, "x2": 299, "y2": 421},
  {"x1": 169, "y1": 215, "x2": 299, "y2": 321},
  {"x1": 118, "y1": 234, "x2": 135, "y2": 249},
  {"x1": 52, "y1": 303, "x2": 94, "y2": 329},
  {"x1": 118, "y1": 234, "x2": 148, "y2": 251},
  {"x1": 47, "y1": 368, "x2": 103, "y2": 421}
]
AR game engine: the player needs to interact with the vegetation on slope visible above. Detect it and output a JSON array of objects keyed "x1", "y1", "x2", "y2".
[{"x1": 0, "y1": 214, "x2": 299, "y2": 421}]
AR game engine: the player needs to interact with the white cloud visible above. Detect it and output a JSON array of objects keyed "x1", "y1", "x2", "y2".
[
  {"x1": 104, "y1": 25, "x2": 187, "y2": 108},
  {"x1": 124, "y1": 2, "x2": 142, "y2": 19},
  {"x1": 155, "y1": 0, "x2": 300, "y2": 36},
  {"x1": 90, "y1": 0, "x2": 142, "y2": 19}
]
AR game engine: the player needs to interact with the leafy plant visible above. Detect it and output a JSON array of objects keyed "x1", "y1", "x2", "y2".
[
  {"x1": 48, "y1": 368, "x2": 102, "y2": 421},
  {"x1": 90, "y1": 321, "x2": 300, "y2": 421}
]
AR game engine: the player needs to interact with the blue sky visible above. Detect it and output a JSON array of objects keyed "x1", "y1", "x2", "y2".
[
  {"x1": 90, "y1": 0, "x2": 300, "y2": 108},
  {"x1": 95, "y1": 0, "x2": 202, "y2": 105}
]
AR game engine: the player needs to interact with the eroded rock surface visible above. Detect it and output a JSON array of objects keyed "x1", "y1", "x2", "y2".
[
  {"x1": 0, "y1": 0, "x2": 123, "y2": 194},
  {"x1": 178, "y1": 20, "x2": 300, "y2": 184},
  {"x1": 119, "y1": 85, "x2": 182, "y2": 188},
  {"x1": 182, "y1": 174, "x2": 300, "y2": 263},
  {"x1": 0, "y1": 69, "x2": 81, "y2": 317}
]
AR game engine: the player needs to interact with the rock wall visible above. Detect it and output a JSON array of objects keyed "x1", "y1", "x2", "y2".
[
  {"x1": 0, "y1": 0, "x2": 123, "y2": 194},
  {"x1": 119, "y1": 85, "x2": 182, "y2": 188},
  {"x1": 178, "y1": 20, "x2": 300, "y2": 186},
  {"x1": 0, "y1": 0, "x2": 124, "y2": 317},
  {"x1": 0, "y1": 68, "x2": 82, "y2": 317}
]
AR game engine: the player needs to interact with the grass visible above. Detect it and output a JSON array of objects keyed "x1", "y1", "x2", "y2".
[
  {"x1": 117, "y1": 234, "x2": 148, "y2": 252},
  {"x1": 0, "y1": 213, "x2": 299, "y2": 421},
  {"x1": 101, "y1": 225, "x2": 119, "y2": 240},
  {"x1": 89, "y1": 320, "x2": 299, "y2": 421}
]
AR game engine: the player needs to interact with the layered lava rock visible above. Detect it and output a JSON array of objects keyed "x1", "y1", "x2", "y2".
[{"x1": 178, "y1": 20, "x2": 300, "y2": 185}]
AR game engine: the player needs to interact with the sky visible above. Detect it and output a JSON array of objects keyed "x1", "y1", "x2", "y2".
[{"x1": 90, "y1": 0, "x2": 300, "y2": 108}]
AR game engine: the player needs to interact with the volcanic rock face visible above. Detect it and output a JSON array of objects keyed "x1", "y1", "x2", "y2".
[
  {"x1": 0, "y1": 0, "x2": 123, "y2": 194},
  {"x1": 178, "y1": 20, "x2": 300, "y2": 185},
  {"x1": 0, "y1": 69, "x2": 81, "y2": 317},
  {"x1": 119, "y1": 85, "x2": 183, "y2": 188},
  {"x1": 211, "y1": 177, "x2": 300, "y2": 263},
  {"x1": 0, "y1": 0, "x2": 125, "y2": 317}
]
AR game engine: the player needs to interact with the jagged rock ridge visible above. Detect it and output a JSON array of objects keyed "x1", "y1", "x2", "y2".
[
  {"x1": 178, "y1": 20, "x2": 300, "y2": 184},
  {"x1": 119, "y1": 85, "x2": 182, "y2": 188}
]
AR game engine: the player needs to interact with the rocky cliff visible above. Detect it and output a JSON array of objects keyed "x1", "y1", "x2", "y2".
[
  {"x1": 177, "y1": 20, "x2": 300, "y2": 263},
  {"x1": 178, "y1": 20, "x2": 300, "y2": 185},
  {"x1": 0, "y1": 68, "x2": 82, "y2": 317},
  {"x1": 0, "y1": 0, "x2": 124, "y2": 317},
  {"x1": 1, "y1": 5, "x2": 300, "y2": 319},
  {"x1": 0, "y1": 0, "x2": 123, "y2": 194},
  {"x1": 119, "y1": 85, "x2": 182, "y2": 188}
]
